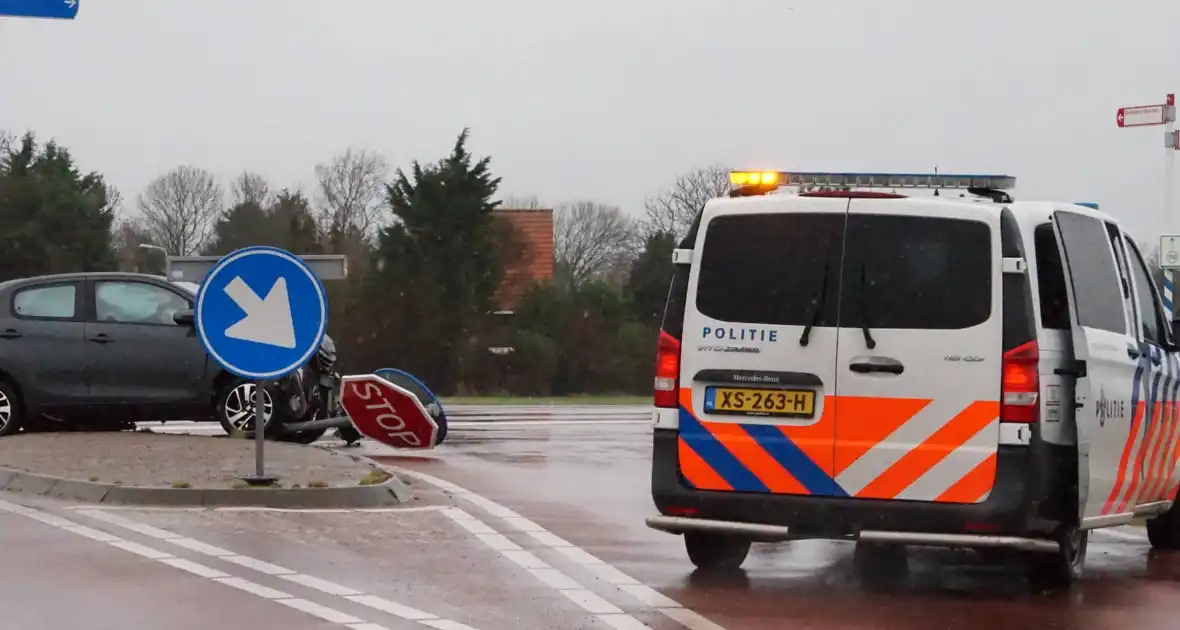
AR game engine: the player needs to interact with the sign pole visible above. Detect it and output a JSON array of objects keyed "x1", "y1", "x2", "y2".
[
  {"x1": 254, "y1": 381, "x2": 267, "y2": 479},
  {"x1": 1166, "y1": 93, "x2": 1176, "y2": 323}
]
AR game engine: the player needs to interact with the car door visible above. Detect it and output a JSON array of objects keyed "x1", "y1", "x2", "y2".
[
  {"x1": 83, "y1": 279, "x2": 206, "y2": 410},
  {"x1": 1049, "y1": 210, "x2": 1141, "y2": 524},
  {"x1": 1118, "y1": 236, "x2": 1180, "y2": 509},
  {"x1": 0, "y1": 280, "x2": 88, "y2": 404},
  {"x1": 677, "y1": 197, "x2": 849, "y2": 497},
  {"x1": 833, "y1": 200, "x2": 1001, "y2": 503}
]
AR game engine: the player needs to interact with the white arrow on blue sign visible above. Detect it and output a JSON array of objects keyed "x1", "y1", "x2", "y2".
[
  {"x1": 0, "y1": 0, "x2": 79, "y2": 19},
  {"x1": 195, "y1": 246, "x2": 328, "y2": 380}
]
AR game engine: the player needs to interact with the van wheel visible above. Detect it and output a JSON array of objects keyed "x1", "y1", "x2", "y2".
[
  {"x1": 1025, "y1": 528, "x2": 1087, "y2": 588},
  {"x1": 0, "y1": 380, "x2": 24, "y2": 437},
  {"x1": 684, "y1": 532, "x2": 751, "y2": 571},
  {"x1": 853, "y1": 542, "x2": 908, "y2": 585},
  {"x1": 1147, "y1": 501, "x2": 1180, "y2": 549}
]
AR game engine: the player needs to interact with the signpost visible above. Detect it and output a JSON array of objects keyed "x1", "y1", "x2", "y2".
[
  {"x1": 339, "y1": 373, "x2": 439, "y2": 450},
  {"x1": 1117, "y1": 105, "x2": 1168, "y2": 128},
  {"x1": 1118, "y1": 93, "x2": 1177, "y2": 319},
  {"x1": 0, "y1": 0, "x2": 78, "y2": 19},
  {"x1": 1161, "y1": 235, "x2": 1180, "y2": 270},
  {"x1": 195, "y1": 246, "x2": 328, "y2": 483}
]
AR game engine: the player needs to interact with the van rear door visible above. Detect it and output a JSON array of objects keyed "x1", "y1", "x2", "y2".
[
  {"x1": 833, "y1": 199, "x2": 1002, "y2": 503},
  {"x1": 678, "y1": 197, "x2": 849, "y2": 497}
]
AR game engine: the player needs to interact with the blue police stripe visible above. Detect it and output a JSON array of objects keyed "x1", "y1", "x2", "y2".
[
  {"x1": 741, "y1": 424, "x2": 845, "y2": 497},
  {"x1": 678, "y1": 409, "x2": 770, "y2": 493}
]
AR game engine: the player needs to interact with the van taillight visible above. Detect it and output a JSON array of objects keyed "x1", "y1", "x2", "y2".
[
  {"x1": 1000, "y1": 340, "x2": 1039, "y2": 423},
  {"x1": 654, "y1": 330, "x2": 681, "y2": 408}
]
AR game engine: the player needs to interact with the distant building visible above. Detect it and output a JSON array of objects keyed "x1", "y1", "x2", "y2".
[{"x1": 492, "y1": 208, "x2": 554, "y2": 309}]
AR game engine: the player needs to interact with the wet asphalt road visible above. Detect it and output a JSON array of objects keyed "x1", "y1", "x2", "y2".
[
  {"x1": 366, "y1": 414, "x2": 1180, "y2": 630},
  {"x1": 8, "y1": 406, "x2": 1180, "y2": 629}
]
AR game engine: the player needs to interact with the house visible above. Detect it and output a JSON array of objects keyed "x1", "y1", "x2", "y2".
[{"x1": 492, "y1": 208, "x2": 554, "y2": 309}]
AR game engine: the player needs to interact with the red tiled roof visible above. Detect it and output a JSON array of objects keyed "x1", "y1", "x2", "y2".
[{"x1": 493, "y1": 208, "x2": 554, "y2": 308}]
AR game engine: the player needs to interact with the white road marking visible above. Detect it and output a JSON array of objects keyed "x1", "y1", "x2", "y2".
[
  {"x1": 439, "y1": 507, "x2": 650, "y2": 628},
  {"x1": 396, "y1": 467, "x2": 732, "y2": 630},
  {"x1": 0, "y1": 498, "x2": 485, "y2": 630},
  {"x1": 65, "y1": 505, "x2": 449, "y2": 514}
]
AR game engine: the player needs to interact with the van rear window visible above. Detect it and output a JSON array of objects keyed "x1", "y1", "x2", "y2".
[
  {"x1": 841, "y1": 215, "x2": 992, "y2": 330},
  {"x1": 694, "y1": 213, "x2": 844, "y2": 327}
]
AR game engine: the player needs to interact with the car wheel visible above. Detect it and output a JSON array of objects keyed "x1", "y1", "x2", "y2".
[
  {"x1": 216, "y1": 380, "x2": 279, "y2": 438},
  {"x1": 683, "y1": 532, "x2": 751, "y2": 571},
  {"x1": 0, "y1": 380, "x2": 24, "y2": 437},
  {"x1": 1025, "y1": 527, "x2": 1087, "y2": 589},
  {"x1": 1147, "y1": 501, "x2": 1180, "y2": 549}
]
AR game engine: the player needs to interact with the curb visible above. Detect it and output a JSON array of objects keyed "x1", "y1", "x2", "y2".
[{"x1": 0, "y1": 466, "x2": 413, "y2": 509}]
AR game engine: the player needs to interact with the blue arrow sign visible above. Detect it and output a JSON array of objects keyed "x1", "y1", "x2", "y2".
[
  {"x1": 196, "y1": 246, "x2": 328, "y2": 380},
  {"x1": 0, "y1": 0, "x2": 79, "y2": 19}
]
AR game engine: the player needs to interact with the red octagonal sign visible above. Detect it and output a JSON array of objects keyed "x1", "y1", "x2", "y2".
[{"x1": 340, "y1": 374, "x2": 438, "y2": 450}]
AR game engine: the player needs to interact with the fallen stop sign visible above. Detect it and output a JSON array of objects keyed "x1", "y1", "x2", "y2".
[{"x1": 340, "y1": 374, "x2": 438, "y2": 449}]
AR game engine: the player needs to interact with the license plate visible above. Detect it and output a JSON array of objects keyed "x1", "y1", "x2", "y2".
[{"x1": 704, "y1": 386, "x2": 815, "y2": 418}]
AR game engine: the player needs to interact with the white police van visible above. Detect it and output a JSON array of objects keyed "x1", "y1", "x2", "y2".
[{"x1": 645, "y1": 170, "x2": 1180, "y2": 586}]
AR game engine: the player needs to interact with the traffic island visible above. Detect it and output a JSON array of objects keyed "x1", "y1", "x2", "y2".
[{"x1": 0, "y1": 432, "x2": 411, "y2": 508}]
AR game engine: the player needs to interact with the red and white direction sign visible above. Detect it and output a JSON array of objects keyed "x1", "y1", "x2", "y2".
[
  {"x1": 340, "y1": 374, "x2": 438, "y2": 450},
  {"x1": 1117, "y1": 104, "x2": 1168, "y2": 128}
]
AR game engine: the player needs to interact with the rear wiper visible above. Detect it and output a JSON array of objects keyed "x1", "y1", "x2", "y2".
[
  {"x1": 798, "y1": 257, "x2": 831, "y2": 347},
  {"x1": 858, "y1": 264, "x2": 877, "y2": 349}
]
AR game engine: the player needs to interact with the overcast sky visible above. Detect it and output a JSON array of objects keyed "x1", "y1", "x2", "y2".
[{"x1": 1, "y1": 0, "x2": 1178, "y2": 239}]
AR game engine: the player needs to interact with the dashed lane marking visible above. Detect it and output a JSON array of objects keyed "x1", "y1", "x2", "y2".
[
  {"x1": 0, "y1": 498, "x2": 480, "y2": 630},
  {"x1": 392, "y1": 467, "x2": 732, "y2": 630}
]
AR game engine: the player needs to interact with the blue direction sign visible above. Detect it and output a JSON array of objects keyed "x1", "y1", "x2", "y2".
[
  {"x1": 0, "y1": 0, "x2": 79, "y2": 19},
  {"x1": 196, "y1": 246, "x2": 328, "y2": 380}
]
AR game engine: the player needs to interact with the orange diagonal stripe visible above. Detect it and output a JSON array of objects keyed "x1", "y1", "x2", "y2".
[
  {"x1": 935, "y1": 453, "x2": 997, "y2": 503},
  {"x1": 856, "y1": 401, "x2": 999, "y2": 500},
  {"x1": 833, "y1": 397, "x2": 931, "y2": 476},
  {"x1": 677, "y1": 438, "x2": 731, "y2": 491},
  {"x1": 1119, "y1": 397, "x2": 1164, "y2": 512},
  {"x1": 1105, "y1": 400, "x2": 1146, "y2": 513}
]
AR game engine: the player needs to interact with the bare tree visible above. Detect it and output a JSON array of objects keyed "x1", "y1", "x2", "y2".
[
  {"x1": 0, "y1": 130, "x2": 14, "y2": 156},
  {"x1": 231, "y1": 171, "x2": 272, "y2": 208},
  {"x1": 136, "y1": 165, "x2": 223, "y2": 255},
  {"x1": 642, "y1": 163, "x2": 731, "y2": 238},
  {"x1": 555, "y1": 200, "x2": 638, "y2": 286},
  {"x1": 314, "y1": 148, "x2": 388, "y2": 239}
]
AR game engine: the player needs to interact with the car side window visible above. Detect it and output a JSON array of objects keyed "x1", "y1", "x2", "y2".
[
  {"x1": 1104, "y1": 222, "x2": 1137, "y2": 335},
  {"x1": 1053, "y1": 212, "x2": 1128, "y2": 335},
  {"x1": 12, "y1": 284, "x2": 78, "y2": 320},
  {"x1": 95, "y1": 282, "x2": 190, "y2": 326},
  {"x1": 1123, "y1": 238, "x2": 1167, "y2": 346}
]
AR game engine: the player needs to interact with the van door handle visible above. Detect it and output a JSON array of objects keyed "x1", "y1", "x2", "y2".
[
  {"x1": 87, "y1": 334, "x2": 114, "y2": 344},
  {"x1": 0, "y1": 329, "x2": 21, "y2": 339},
  {"x1": 850, "y1": 359, "x2": 904, "y2": 375},
  {"x1": 1127, "y1": 345, "x2": 1140, "y2": 360}
]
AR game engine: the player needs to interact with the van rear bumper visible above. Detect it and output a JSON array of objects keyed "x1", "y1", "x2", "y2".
[{"x1": 650, "y1": 428, "x2": 1067, "y2": 541}]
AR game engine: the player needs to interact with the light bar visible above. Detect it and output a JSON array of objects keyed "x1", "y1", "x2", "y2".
[
  {"x1": 1074, "y1": 202, "x2": 1099, "y2": 210},
  {"x1": 729, "y1": 170, "x2": 1017, "y2": 191}
]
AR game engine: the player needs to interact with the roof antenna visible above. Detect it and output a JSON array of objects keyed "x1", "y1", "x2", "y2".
[{"x1": 933, "y1": 165, "x2": 940, "y2": 197}]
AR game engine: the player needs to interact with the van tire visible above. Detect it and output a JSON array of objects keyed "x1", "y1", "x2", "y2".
[
  {"x1": 684, "y1": 532, "x2": 750, "y2": 571},
  {"x1": 1146, "y1": 502, "x2": 1180, "y2": 549},
  {"x1": 1025, "y1": 528, "x2": 1087, "y2": 589}
]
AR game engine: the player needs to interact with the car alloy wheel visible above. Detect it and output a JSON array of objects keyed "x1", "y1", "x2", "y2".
[
  {"x1": 223, "y1": 382, "x2": 274, "y2": 432},
  {"x1": 0, "y1": 388, "x2": 11, "y2": 432}
]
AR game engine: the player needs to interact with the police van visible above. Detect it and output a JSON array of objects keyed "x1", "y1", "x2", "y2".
[{"x1": 645, "y1": 170, "x2": 1180, "y2": 586}]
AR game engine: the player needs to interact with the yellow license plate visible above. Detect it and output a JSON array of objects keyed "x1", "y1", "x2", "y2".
[{"x1": 705, "y1": 387, "x2": 816, "y2": 418}]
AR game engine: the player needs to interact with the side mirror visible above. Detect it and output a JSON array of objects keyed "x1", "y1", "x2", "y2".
[{"x1": 173, "y1": 309, "x2": 195, "y2": 326}]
